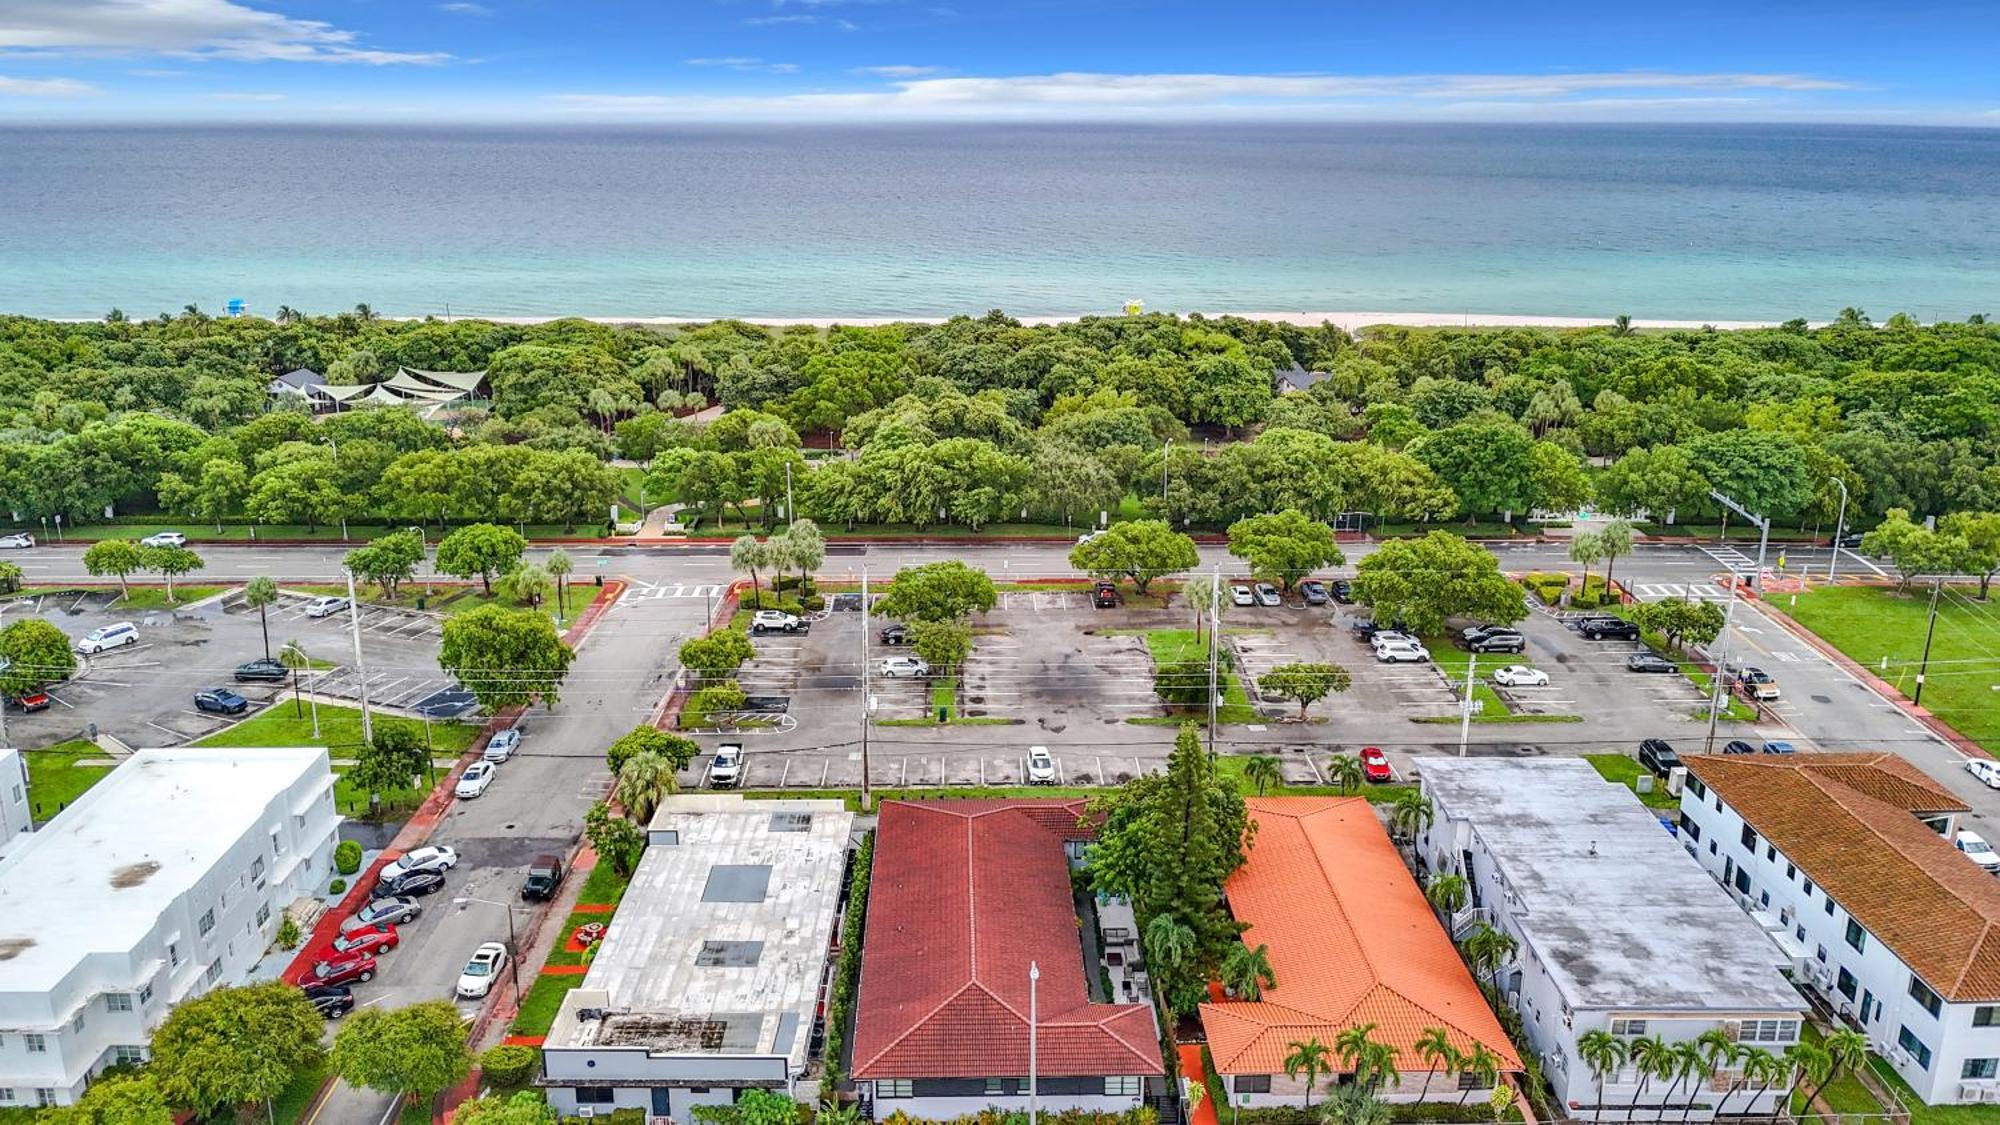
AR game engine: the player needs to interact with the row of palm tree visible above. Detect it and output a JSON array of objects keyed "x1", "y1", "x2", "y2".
[
  {"x1": 729, "y1": 519, "x2": 826, "y2": 605},
  {"x1": 1280, "y1": 1025, "x2": 1503, "y2": 1109},
  {"x1": 1573, "y1": 1025, "x2": 1869, "y2": 1123}
]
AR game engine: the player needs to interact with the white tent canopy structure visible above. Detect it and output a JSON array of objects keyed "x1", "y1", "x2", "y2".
[{"x1": 276, "y1": 367, "x2": 488, "y2": 414}]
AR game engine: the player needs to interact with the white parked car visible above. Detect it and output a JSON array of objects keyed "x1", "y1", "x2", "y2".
[
  {"x1": 1229, "y1": 585, "x2": 1255, "y2": 607},
  {"x1": 1253, "y1": 583, "x2": 1282, "y2": 607},
  {"x1": 751, "y1": 609, "x2": 805, "y2": 634},
  {"x1": 456, "y1": 942, "x2": 509, "y2": 999},
  {"x1": 454, "y1": 762, "x2": 496, "y2": 799},
  {"x1": 1959, "y1": 831, "x2": 2000, "y2": 873},
  {"x1": 1077, "y1": 530, "x2": 1101, "y2": 545},
  {"x1": 140, "y1": 531, "x2": 187, "y2": 548},
  {"x1": 1376, "y1": 640, "x2": 1431, "y2": 664},
  {"x1": 709, "y1": 744, "x2": 743, "y2": 788},
  {"x1": 1026, "y1": 746, "x2": 1056, "y2": 784},
  {"x1": 76, "y1": 622, "x2": 139, "y2": 654},
  {"x1": 1967, "y1": 759, "x2": 2000, "y2": 790},
  {"x1": 381, "y1": 845, "x2": 458, "y2": 883},
  {"x1": 0, "y1": 532, "x2": 32, "y2": 549},
  {"x1": 483, "y1": 728, "x2": 521, "y2": 762},
  {"x1": 303, "y1": 595, "x2": 349, "y2": 619},
  {"x1": 1492, "y1": 665, "x2": 1550, "y2": 687},
  {"x1": 879, "y1": 656, "x2": 930, "y2": 678},
  {"x1": 1369, "y1": 630, "x2": 1416, "y2": 651}
]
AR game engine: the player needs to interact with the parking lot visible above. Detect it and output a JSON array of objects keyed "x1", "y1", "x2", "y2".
[{"x1": 0, "y1": 586, "x2": 460, "y2": 752}]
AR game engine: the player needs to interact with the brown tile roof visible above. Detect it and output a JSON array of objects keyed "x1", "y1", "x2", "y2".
[
  {"x1": 1200, "y1": 798, "x2": 1519, "y2": 1077},
  {"x1": 1682, "y1": 753, "x2": 2000, "y2": 1001},
  {"x1": 851, "y1": 800, "x2": 1165, "y2": 1080}
]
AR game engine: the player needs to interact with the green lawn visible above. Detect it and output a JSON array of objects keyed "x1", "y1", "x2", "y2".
[
  {"x1": 1788, "y1": 1024, "x2": 1888, "y2": 1118},
  {"x1": 576, "y1": 861, "x2": 631, "y2": 906},
  {"x1": 510, "y1": 973, "x2": 583, "y2": 1037},
  {"x1": 23, "y1": 739, "x2": 117, "y2": 821},
  {"x1": 616, "y1": 465, "x2": 650, "y2": 512},
  {"x1": 105, "y1": 584, "x2": 228, "y2": 611},
  {"x1": 1867, "y1": 1052, "x2": 1995, "y2": 1123},
  {"x1": 1583, "y1": 753, "x2": 1679, "y2": 810},
  {"x1": 1422, "y1": 643, "x2": 1582, "y2": 724},
  {"x1": 1779, "y1": 585, "x2": 2000, "y2": 753},
  {"x1": 190, "y1": 701, "x2": 480, "y2": 754},
  {"x1": 1130, "y1": 628, "x2": 1262, "y2": 724},
  {"x1": 17, "y1": 522, "x2": 597, "y2": 543},
  {"x1": 288, "y1": 581, "x2": 576, "y2": 624}
]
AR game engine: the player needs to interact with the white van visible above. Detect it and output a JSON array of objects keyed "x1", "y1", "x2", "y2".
[{"x1": 77, "y1": 622, "x2": 138, "y2": 654}]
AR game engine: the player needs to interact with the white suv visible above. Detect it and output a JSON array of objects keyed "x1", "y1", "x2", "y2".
[
  {"x1": 140, "y1": 531, "x2": 187, "y2": 548},
  {"x1": 879, "y1": 656, "x2": 930, "y2": 678},
  {"x1": 750, "y1": 610, "x2": 805, "y2": 634},
  {"x1": 77, "y1": 622, "x2": 139, "y2": 653},
  {"x1": 1376, "y1": 639, "x2": 1431, "y2": 663},
  {"x1": 709, "y1": 744, "x2": 743, "y2": 788}
]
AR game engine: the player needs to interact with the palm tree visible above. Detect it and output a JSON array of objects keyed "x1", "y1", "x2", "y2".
[
  {"x1": 1714, "y1": 1044, "x2": 1771, "y2": 1119},
  {"x1": 1283, "y1": 1038, "x2": 1332, "y2": 1108},
  {"x1": 1390, "y1": 790, "x2": 1433, "y2": 842},
  {"x1": 546, "y1": 547, "x2": 573, "y2": 622},
  {"x1": 730, "y1": 534, "x2": 769, "y2": 607},
  {"x1": 782, "y1": 518, "x2": 825, "y2": 590},
  {"x1": 1244, "y1": 754, "x2": 1282, "y2": 796},
  {"x1": 278, "y1": 639, "x2": 311, "y2": 719},
  {"x1": 1457, "y1": 922, "x2": 1518, "y2": 993},
  {"x1": 817, "y1": 1099, "x2": 861, "y2": 1125},
  {"x1": 1456, "y1": 1044, "x2": 1500, "y2": 1106},
  {"x1": 1627, "y1": 1035, "x2": 1676, "y2": 1121},
  {"x1": 275, "y1": 305, "x2": 299, "y2": 324},
  {"x1": 1414, "y1": 1028, "x2": 1459, "y2": 1102},
  {"x1": 1361, "y1": 1042, "x2": 1400, "y2": 1096},
  {"x1": 1222, "y1": 942, "x2": 1277, "y2": 1000},
  {"x1": 1806, "y1": 1028, "x2": 1868, "y2": 1118},
  {"x1": 1683, "y1": 1029, "x2": 1737, "y2": 1122},
  {"x1": 354, "y1": 302, "x2": 376, "y2": 321},
  {"x1": 1183, "y1": 574, "x2": 1222, "y2": 642},
  {"x1": 1576, "y1": 1030, "x2": 1628, "y2": 1118},
  {"x1": 1334, "y1": 1024, "x2": 1380, "y2": 1089},
  {"x1": 1612, "y1": 314, "x2": 1634, "y2": 337},
  {"x1": 614, "y1": 750, "x2": 679, "y2": 823},
  {"x1": 1569, "y1": 528, "x2": 1605, "y2": 602},
  {"x1": 1742, "y1": 1047, "x2": 1789, "y2": 1119},
  {"x1": 1424, "y1": 872, "x2": 1468, "y2": 922},
  {"x1": 1600, "y1": 518, "x2": 1635, "y2": 599},
  {"x1": 1656, "y1": 1040, "x2": 1705, "y2": 1120},
  {"x1": 1325, "y1": 753, "x2": 1364, "y2": 794},
  {"x1": 243, "y1": 575, "x2": 279, "y2": 661},
  {"x1": 1143, "y1": 913, "x2": 1197, "y2": 975},
  {"x1": 1784, "y1": 1042, "x2": 1830, "y2": 1120}
]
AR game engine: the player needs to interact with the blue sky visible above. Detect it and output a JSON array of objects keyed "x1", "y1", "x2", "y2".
[{"x1": 1, "y1": 0, "x2": 1996, "y2": 124}]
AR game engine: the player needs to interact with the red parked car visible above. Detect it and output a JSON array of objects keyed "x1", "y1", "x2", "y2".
[
  {"x1": 1360, "y1": 746, "x2": 1393, "y2": 784},
  {"x1": 330, "y1": 923, "x2": 399, "y2": 957},
  {"x1": 307, "y1": 953, "x2": 378, "y2": 987}
]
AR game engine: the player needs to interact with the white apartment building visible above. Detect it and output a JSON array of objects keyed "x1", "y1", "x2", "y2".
[
  {"x1": 0, "y1": 749, "x2": 28, "y2": 856},
  {"x1": 1418, "y1": 758, "x2": 1806, "y2": 1122},
  {"x1": 542, "y1": 796, "x2": 854, "y2": 1118},
  {"x1": 1679, "y1": 752, "x2": 2000, "y2": 1106},
  {"x1": 0, "y1": 747, "x2": 340, "y2": 1108}
]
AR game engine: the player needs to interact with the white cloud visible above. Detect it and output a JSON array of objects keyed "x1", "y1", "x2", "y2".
[
  {"x1": 438, "y1": 2, "x2": 493, "y2": 14},
  {"x1": 0, "y1": 73, "x2": 98, "y2": 95},
  {"x1": 851, "y1": 65, "x2": 941, "y2": 78},
  {"x1": 550, "y1": 69, "x2": 1853, "y2": 121},
  {"x1": 684, "y1": 56, "x2": 799, "y2": 73},
  {"x1": 202, "y1": 90, "x2": 284, "y2": 100},
  {"x1": 0, "y1": 0, "x2": 449, "y2": 64}
]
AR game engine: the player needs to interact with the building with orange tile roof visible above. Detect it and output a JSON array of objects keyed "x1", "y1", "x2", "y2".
[
  {"x1": 1679, "y1": 752, "x2": 2000, "y2": 1106},
  {"x1": 1419, "y1": 758, "x2": 1804, "y2": 1122},
  {"x1": 1199, "y1": 797, "x2": 1519, "y2": 1108}
]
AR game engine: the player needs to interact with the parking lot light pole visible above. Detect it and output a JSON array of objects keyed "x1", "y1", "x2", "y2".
[
  {"x1": 860, "y1": 567, "x2": 872, "y2": 812},
  {"x1": 1457, "y1": 652, "x2": 1478, "y2": 757},
  {"x1": 343, "y1": 568, "x2": 373, "y2": 744},
  {"x1": 1206, "y1": 564, "x2": 1220, "y2": 754},
  {"x1": 451, "y1": 896, "x2": 522, "y2": 999},
  {"x1": 1702, "y1": 580, "x2": 1743, "y2": 755},
  {"x1": 1827, "y1": 478, "x2": 1851, "y2": 581}
]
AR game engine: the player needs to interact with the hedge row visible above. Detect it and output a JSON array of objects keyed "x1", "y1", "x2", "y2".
[{"x1": 819, "y1": 830, "x2": 875, "y2": 1101}]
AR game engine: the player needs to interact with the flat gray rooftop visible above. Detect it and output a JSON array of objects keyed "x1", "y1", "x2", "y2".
[
  {"x1": 547, "y1": 796, "x2": 852, "y2": 1063},
  {"x1": 1417, "y1": 757, "x2": 1801, "y2": 1013}
]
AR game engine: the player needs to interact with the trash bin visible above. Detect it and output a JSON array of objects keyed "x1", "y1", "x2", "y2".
[
  {"x1": 938, "y1": 706, "x2": 948, "y2": 723},
  {"x1": 416, "y1": 595, "x2": 427, "y2": 611},
  {"x1": 595, "y1": 575, "x2": 604, "y2": 587}
]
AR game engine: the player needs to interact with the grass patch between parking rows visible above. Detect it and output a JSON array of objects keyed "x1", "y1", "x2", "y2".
[
  {"x1": 1583, "y1": 753, "x2": 1680, "y2": 811},
  {"x1": 190, "y1": 701, "x2": 480, "y2": 754},
  {"x1": 1126, "y1": 628, "x2": 1263, "y2": 724}
]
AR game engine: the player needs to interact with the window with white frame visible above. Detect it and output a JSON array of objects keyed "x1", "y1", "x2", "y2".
[
  {"x1": 1977, "y1": 1007, "x2": 2000, "y2": 1027},
  {"x1": 1909, "y1": 976, "x2": 1944, "y2": 1018},
  {"x1": 1898, "y1": 1026, "x2": 1934, "y2": 1070},
  {"x1": 1611, "y1": 1019, "x2": 1647, "y2": 1036},
  {"x1": 0, "y1": 1088, "x2": 13, "y2": 1105},
  {"x1": 1845, "y1": 919, "x2": 1866, "y2": 952},
  {"x1": 168, "y1": 942, "x2": 180, "y2": 967},
  {"x1": 1738, "y1": 1019, "x2": 1799, "y2": 1044},
  {"x1": 1105, "y1": 1077, "x2": 1142, "y2": 1097},
  {"x1": 35, "y1": 1089, "x2": 55, "y2": 1108},
  {"x1": 203, "y1": 961, "x2": 222, "y2": 986},
  {"x1": 197, "y1": 909, "x2": 215, "y2": 937},
  {"x1": 876, "y1": 1080, "x2": 913, "y2": 1098},
  {"x1": 112, "y1": 1046, "x2": 145, "y2": 1067},
  {"x1": 105, "y1": 993, "x2": 132, "y2": 1013},
  {"x1": 24, "y1": 1034, "x2": 46, "y2": 1054},
  {"x1": 139, "y1": 982, "x2": 153, "y2": 1005},
  {"x1": 255, "y1": 902, "x2": 270, "y2": 927},
  {"x1": 1964, "y1": 1059, "x2": 1999, "y2": 1081}
]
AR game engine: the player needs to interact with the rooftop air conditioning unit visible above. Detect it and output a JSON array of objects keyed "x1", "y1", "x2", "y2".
[{"x1": 578, "y1": 1111, "x2": 596, "y2": 1120}]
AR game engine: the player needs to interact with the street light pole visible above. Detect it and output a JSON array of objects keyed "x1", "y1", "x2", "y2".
[
  {"x1": 1457, "y1": 652, "x2": 1478, "y2": 757},
  {"x1": 1703, "y1": 580, "x2": 1742, "y2": 755},
  {"x1": 1028, "y1": 961, "x2": 1040, "y2": 1125},
  {"x1": 1827, "y1": 478, "x2": 1851, "y2": 581},
  {"x1": 1708, "y1": 489, "x2": 1772, "y2": 593},
  {"x1": 453, "y1": 896, "x2": 523, "y2": 999},
  {"x1": 344, "y1": 568, "x2": 372, "y2": 743},
  {"x1": 1206, "y1": 564, "x2": 1220, "y2": 754}
]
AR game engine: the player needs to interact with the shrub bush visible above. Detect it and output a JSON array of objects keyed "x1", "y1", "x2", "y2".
[
  {"x1": 275, "y1": 916, "x2": 302, "y2": 951},
  {"x1": 479, "y1": 1043, "x2": 540, "y2": 1088},
  {"x1": 680, "y1": 681, "x2": 748, "y2": 730},
  {"x1": 819, "y1": 831, "x2": 875, "y2": 1101},
  {"x1": 328, "y1": 878, "x2": 348, "y2": 895},
  {"x1": 740, "y1": 590, "x2": 804, "y2": 615},
  {"x1": 1521, "y1": 572, "x2": 1570, "y2": 605},
  {"x1": 334, "y1": 839, "x2": 363, "y2": 874}
]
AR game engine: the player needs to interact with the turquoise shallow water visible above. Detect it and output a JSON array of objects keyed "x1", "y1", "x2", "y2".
[{"x1": 3, "y1": 122, "x2": 1997, "y2": 321}]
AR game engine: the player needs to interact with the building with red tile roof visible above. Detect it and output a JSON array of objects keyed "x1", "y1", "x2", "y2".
[
  {"x1": 851, "y1": 800, "x2": 1164, "y2": 1119},
  {"x1": 1200, "y1": 797, "x2": 1519, "y2": 1107}
]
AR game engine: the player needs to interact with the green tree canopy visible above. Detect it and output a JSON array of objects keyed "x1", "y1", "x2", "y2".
[
  {"x1": 1628, "y1": 599, "x2": 1727, "y2": 654},
  {"x1": 1352, "y1": 531, "x2": 1527, "y2": 637},
  {"x1": 435, "y1": 522, "x2": 527, "y2": 595},
  {"x1": 81, "y1": 538, "x2": 145, "y2": 597},
  {"x1": 605, "y1": 724, "x2": 700, "y2": 774},
  {"x1": 453, "y1": 1091, "x2": 560, "y2": 1125},
  {"x1": 346, "y1": 720, "x2": 431, "y2": 808},
  {"x1": 1258, "y1": 661, "x2": 1352, "y2": 719},
  {"x1": 1226, "y1": 510, "x2": 1345, "y2": 591},
  {"x1": 439, "y1": 605, "x2": 576, "y2": 710},
  {"x1": 0, "y1": 617, "x2": 77, "y2": 697},
  {"x1": 909, "y1": 620, "x2": 973, "y2": 669},
  {"x1": 37, "y1": 1070, "x2": 172, "y2": 1125},
  {"x1": 873, "y1": 560, "x2": 998, "y2": 623},
  {"x1": 148, "y1": 982, "x2": 326, "y2": 1119},
  {"x1": 1068, "y1": 519, "x2": 1199, "y2": 594},
  {"x1": 345, "y1": 529, "x2": 426, "y2": 599},
  {"x1": 329, "y1": 1000, "x2": 472, "y2": 1104},
  {"x1": 679, "y1": 628, "x2": 756, "y2": 681},
  {"x1": 585, "y1": 800, "x2": 646, "y2": 876}
]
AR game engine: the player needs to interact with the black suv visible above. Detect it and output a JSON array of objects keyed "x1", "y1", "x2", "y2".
[
  {"x1": 1092, "y1": 583, "x2": 1120, "y2": 609},
  {"x1": 878, "y1": 623, "x2": 909, "y2": 645},
  {"x1": 1464, "y1": 627, "x2": 1526, "y2": 654},
  {"x1": 1637, "y1": 739, "x2": 1681, "y2": 777},
  {"x1": 522, "y1": 853, "x2": 565, "y2": 901},
  {"x1": 1578, "y1": 616, "x2": 1640, "y2": 640}
]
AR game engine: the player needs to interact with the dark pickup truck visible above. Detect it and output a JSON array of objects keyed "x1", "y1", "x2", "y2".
[
  {"x1": 1577, "y1": 616, "x2": 1641, "y2": 640},
  {"x1": 522, "y1": 854, "x2": 565, "y2": 901}
]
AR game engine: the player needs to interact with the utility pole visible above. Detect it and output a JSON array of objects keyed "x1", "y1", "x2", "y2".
[
  {"x1": 1457, "y1": 651, "x2": 1478, "y2": 756},
  {"x1": 1028, "y1": 961, "x2": 1040, "y2": 1125},
  {"x1": 344, "y1": 568, "x2": 373, "y2": 743},
  {"x1": 1207, "y1": 563, "x2": 1221, "y2": 753},
  {"x1": 1915, "y1": 577, "x2": 1943, "y2": 707},
  {"x1": 1702, "y1": 579, "x2": 1743, "y2": 754},
  {"x1": 1708, "y1": 489, "x2": 1772, "y2": 593},
  {"x1": 785, "y1": 460, "x2": 794, "y2": 526},
  {"x1": 1827, "y1": 477, "x2": 1851, "y2": 581},
  {"x1": 859, "y1": 567, "x2": 872, "y2": 812}
]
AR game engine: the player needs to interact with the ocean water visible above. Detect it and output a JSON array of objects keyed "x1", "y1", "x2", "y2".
[{"x1": 3, "y1": 122, "x2": 1998, "y2": 322}]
